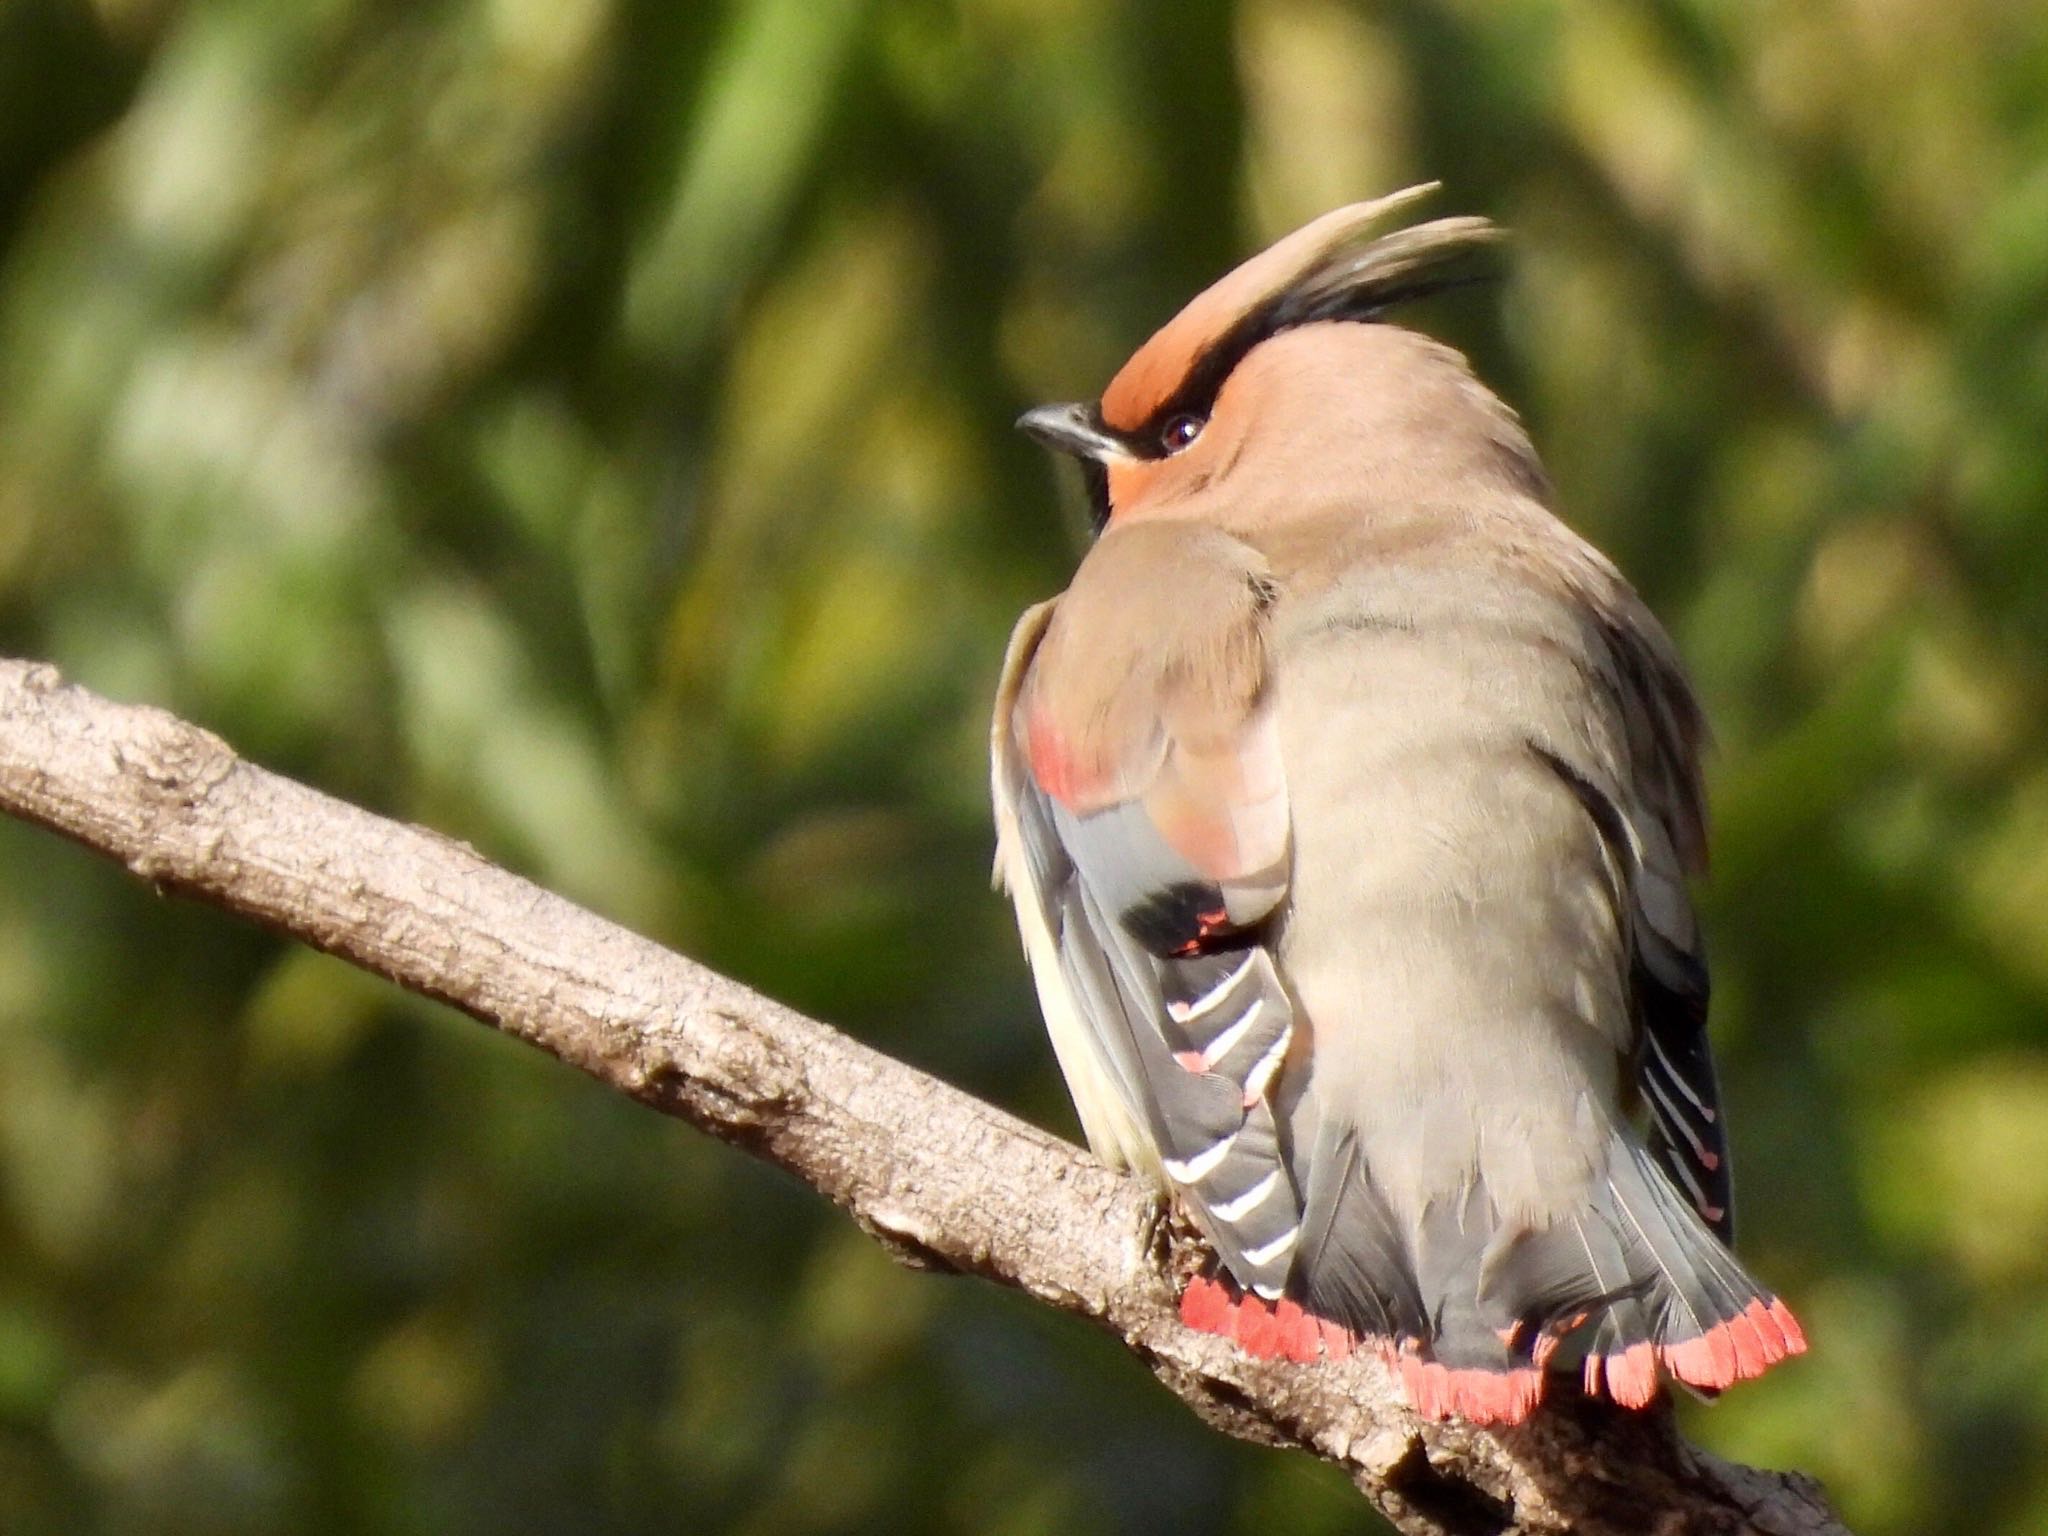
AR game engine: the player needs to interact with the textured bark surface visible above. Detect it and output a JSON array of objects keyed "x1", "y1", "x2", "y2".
[{"x1": 0, "y1": 658, "x2": 1851, "y2": 1536}]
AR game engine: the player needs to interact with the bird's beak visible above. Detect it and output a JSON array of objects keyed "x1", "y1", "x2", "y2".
[{"x1": 1015, "y1": 402, "x2": 1133, "y2": 463}]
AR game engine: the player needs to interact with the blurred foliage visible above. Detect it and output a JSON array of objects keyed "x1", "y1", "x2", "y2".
[{"x1": 0, "y1": 0, "x2": 2045, "y2": 1531}]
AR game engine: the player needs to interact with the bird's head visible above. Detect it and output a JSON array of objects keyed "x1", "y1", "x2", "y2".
[{"x1": 1018, "y1": 185, "x2": 1539, "y2": 533}]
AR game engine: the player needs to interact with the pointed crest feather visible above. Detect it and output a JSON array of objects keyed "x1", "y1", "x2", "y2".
[{"x1": 1100, "y1": 184, "x2": 1505, "y2": 432}]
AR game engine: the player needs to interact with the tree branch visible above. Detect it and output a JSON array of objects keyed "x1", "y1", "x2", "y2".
[{"x1": 0, "y1": 658, "x2": 1848, "y2": 1536}]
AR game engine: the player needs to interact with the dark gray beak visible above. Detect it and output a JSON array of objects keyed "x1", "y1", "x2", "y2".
[{"x1": 1015, "y1": 402, "x2": 1133, "y2": 463}]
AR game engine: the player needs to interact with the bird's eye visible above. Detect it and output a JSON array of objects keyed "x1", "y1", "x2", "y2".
[{"x1": 1159, "y1": 413, "x2": 1206, "y2": 454}]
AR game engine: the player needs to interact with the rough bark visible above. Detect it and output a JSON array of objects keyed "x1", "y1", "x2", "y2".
[{"x1": 0, "y1": 657, "x2": 1849, "y2": 1536}]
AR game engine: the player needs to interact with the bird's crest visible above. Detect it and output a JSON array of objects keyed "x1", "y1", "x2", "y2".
[{"x1": 1099, "y1": 184, "x2": 1503, "y2": 434}]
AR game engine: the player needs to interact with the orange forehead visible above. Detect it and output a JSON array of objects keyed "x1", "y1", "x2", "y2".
[{"x1": 1098, "y1": 200, "x2": 1403, "y2": 432}]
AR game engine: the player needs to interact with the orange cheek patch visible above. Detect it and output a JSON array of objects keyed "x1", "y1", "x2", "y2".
[{"x1": 1105, "y1": 459, "x2": 1163, "y2": 516}]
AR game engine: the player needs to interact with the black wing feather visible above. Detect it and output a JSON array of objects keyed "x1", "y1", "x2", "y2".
[{"x1": 1634, "y1": 938, "x2": 1734, "y2": 1243}]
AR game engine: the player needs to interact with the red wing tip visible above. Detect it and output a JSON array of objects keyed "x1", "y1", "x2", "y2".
[
  {"x1": 1398, "y1": 1354, "x2": 1544, "y2": 1425},
  {"x1": 1023, "y1": 713, "x2": 1110, "y2": 809},
  {"x1": 1023, "y1": 715, "x2": 1074, "y2": 803}
]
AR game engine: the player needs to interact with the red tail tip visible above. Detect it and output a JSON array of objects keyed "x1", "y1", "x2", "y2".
[
  {"x1": 1178, "y1": 1275, "x2": 1357, "y2": 1364},
  {"x1": 1271, "y1": 1296, "x2": 1322, "y2": 1363},
  {"x1": 1179, "y1": 1274, "x2": 1234, "y2": 1333},
  {"x1": 1399, "y1": 1352, "x2": 1544, "y2": 1425},
  {"x1": 1604, "y1": 1341, "x2": 1659, "y2": 1408},
  {"x1": 1769, "y1": 1298, "x2": 1809, "y2": 1354},
  {"x1": 1657, "y1": 1296, "x2": 1809, "y2": 1395},
  {"x1": 1319, "y1": 1317, "x2": 1355, "y2": 1360},
  {"x1": 1661, "y1": 1322, "x2": 1739, "y2": 1391},
  {"x1": 1232, "y1": 1294, "x2": 1284, "y2": 1356}
]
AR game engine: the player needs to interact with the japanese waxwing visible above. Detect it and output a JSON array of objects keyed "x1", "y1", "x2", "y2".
[{"x1": 991, "y1": 185, "x2": 1804, "y2": 1426}]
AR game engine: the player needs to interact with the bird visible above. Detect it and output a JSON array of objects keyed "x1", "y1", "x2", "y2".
[{"x1": 990, "y1": 185, "x2": 1804, "y2": 1425}]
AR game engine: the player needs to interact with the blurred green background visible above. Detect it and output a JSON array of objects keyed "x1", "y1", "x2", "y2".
[{"x1": 1, "y1": 0, "x2": 2045, "y2": 1531}]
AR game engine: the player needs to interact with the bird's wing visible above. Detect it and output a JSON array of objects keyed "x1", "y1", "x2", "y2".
[
  {"x1": 1612, "y1": 612, "x2": 1732, "y2": 1242},
  {"x1": 991, "y1": 524, "x2": 1302, "y2": 1298},
  {"x1": 1559, "y1": 601, "x2": 1732, "y2": 1242}
]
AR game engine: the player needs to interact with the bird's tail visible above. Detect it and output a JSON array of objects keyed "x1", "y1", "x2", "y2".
[
  {"x1": 1178, "y1": 1128, "x2": 1805, "y2": 1425},
  {"x1": 1538, "y1": 1132, "x2": 1807, "y2": 1410}
]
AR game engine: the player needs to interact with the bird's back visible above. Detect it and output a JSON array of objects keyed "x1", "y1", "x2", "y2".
[{"x1": 1266, "y1": 499, "x2": 1641, "y2": 1230}]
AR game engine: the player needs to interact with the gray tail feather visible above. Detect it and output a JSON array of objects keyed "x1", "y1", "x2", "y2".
[
  {"x1": 1451, "y1": 1128, "x2": 1790, "y2": 1382},
  {"x1": 1291, "y1": 1124, "x2": 1430, "y2": 1342},
  {"x1": 1291, "y1": 1121, "x2": 1792, "y2": 1385},
  {"x1": 1580, "y1": 1133, "x2": 1774, "y2": 1352}
]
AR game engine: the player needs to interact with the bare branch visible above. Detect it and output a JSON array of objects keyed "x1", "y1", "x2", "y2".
[{"x1": 0, "y1": 658, "x2": 1849, "y2": 1536}]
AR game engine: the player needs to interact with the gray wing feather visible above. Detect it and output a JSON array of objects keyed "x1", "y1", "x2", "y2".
[{"x1": 996, "y1": 708, "x2": 1304, "y2": 1298}]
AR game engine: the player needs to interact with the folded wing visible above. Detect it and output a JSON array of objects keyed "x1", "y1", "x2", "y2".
[{"x1": 991, "y1": 524, "x2": 1301, "y2": 1297}]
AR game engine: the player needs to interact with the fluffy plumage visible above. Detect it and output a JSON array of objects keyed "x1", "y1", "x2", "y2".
[{"x1": 993, "y1": 187, "x2": 1803, "y2": 1424}]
